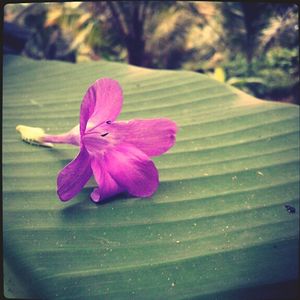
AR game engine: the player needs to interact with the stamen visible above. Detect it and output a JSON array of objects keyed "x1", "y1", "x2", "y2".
[
  {"x1": 101, "y1": 132, "x2": 109, "y2": 137},
  {"x1": 106, "y1": 120, "x2": 112, "y2": 124}
]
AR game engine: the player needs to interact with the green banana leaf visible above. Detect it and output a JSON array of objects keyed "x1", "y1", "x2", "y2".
[{"x1": 3, "y1": 54, "x2": 299, "y2": 300}]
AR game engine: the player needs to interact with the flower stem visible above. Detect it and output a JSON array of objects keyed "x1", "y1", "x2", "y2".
[
  {"x1": 42, "y1": 133, "x2": 80, "y2": 146},
  {"x1": 16, "y1": 125, "x2": 80, "y2": 147}
]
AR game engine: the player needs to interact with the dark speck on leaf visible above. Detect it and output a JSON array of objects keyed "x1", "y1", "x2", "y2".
[{"x1": 284, "y1": 204, "x2": 296, "y2": 214}]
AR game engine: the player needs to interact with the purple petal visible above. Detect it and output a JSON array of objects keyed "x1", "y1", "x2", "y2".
[
  {"x1": 105, "y1": 144, "x2": 159, "y2": 197},
  {"x1": 80, "y1": 78, "x2": 123, "y2": 137},
  {"x1": 57, "y1": 147, "x2": 92, "y2": 201},
  {"x1": 110, "y1": 119, "x2": 178, "y2": 157},
  {"x1": 90, "y1": 158, "x2": 125, "y2": 202}
]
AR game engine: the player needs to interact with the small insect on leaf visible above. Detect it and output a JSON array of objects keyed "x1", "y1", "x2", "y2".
[{"x1": 284, "y1": 204, "x2": 296, "y2": 214}]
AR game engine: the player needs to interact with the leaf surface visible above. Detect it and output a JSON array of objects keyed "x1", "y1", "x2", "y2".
[{"x1": 3, "y1": 55, "x2": 299, "y2": 300}]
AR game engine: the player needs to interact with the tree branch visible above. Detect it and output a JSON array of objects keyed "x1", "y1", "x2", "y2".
[{"x1": 107, "y1": 1, "x2": 129, "y2": 36}]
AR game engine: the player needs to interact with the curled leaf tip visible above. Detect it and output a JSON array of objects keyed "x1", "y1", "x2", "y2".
[{"x1": 16, "y1": 125, "x2": 53, "y2": 148}]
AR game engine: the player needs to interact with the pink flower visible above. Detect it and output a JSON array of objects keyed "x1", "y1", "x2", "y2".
[{"x1": 42, "y1": 78, "x2": 178, "y2": 202}]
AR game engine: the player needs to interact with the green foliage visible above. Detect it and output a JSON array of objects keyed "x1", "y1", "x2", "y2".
[
  {"x1": 265, "y1": 47, "x2": 298, "y2": 74},
  {"x1": 218, "y1": 2, "x2": 274, "y2": 63},
  {"x1": 6, "y1": 3, "x2": 76, "y2": 62},
  {"x1": 222, "y1": 47, "x2": 299, "y2": 102},
  {"x1": 3, "y1": 3, "x2": 299, "y2": 103},
  {"x1": 3, "y1": 55, "x2": 299, "y2": 299}
]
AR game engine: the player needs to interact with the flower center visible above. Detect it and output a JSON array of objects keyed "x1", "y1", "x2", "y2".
[{"x1": 82, "y1": 120, "x2": 115, "y2": 156}]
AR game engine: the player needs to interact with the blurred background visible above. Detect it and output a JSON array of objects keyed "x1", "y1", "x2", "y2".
[{"x1": 4, "y1": 1, "x2": 299, "y2": 104}]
